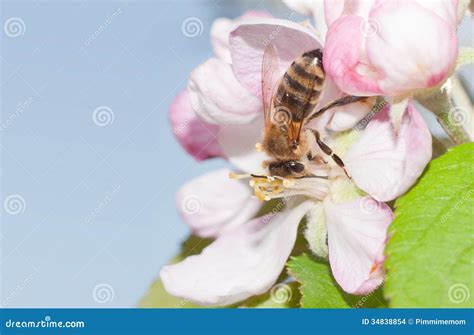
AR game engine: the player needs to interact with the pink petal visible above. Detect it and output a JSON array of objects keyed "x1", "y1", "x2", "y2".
[
  {"x1": 161, "y1": 201, "x2": 313, "y2": 306},
  {"x1": 324, "y1": 196, "x2": 392, "y2": 294},
  {"x1": 229, "y1": 18, "x2": 322, "y2": 97},
  {"x1": 366, "y1": 1, "x2": 458, "y2": 95},
  {"x1": 345, "y1": 103, "x2": 432, "y2": 202},
  {"x1": 211, "y1": 10, "x2": 273, "y2": 63},
  {"x1": 176, "y1": 169, "x2": 261, "y2": 238},
  {"x1": 188, "y1": 58, "x2": 261, "y2": 125},
  {"x1": 324, "y1": 15, "x2": 383, "y2": 96},
  {"x1": 169, "y1": 91, "x2": 222, "y2": 161},
  {"x1": 217, "y1": 118, "x2": 270, "y2": 173}
]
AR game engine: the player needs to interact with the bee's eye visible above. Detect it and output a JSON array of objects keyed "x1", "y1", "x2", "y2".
[{"x1": 288, "y1": 161, "x2": 305, "y2": 173}]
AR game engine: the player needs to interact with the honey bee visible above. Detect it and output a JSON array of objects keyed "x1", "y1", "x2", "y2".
[{"x1": 259, "y1": 44, "x2": 369, "y2": 179}]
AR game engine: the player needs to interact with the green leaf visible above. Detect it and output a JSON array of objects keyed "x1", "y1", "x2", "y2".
[
  {"x1": 138, "y1": 235, "x2": 212, "y2": 308},
  {"x1": 385, "y1": 143, "x2": 474, "y2": 307},
  {"x1": 287, "y1": 254, "x2": 386, "y2": 308},
  {"x1": 456, "y1": 47, "x2": 474, "y2": 70}
]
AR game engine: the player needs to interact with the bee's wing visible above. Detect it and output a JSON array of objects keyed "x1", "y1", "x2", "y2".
[{"x1": 261, "y1": 43, "x2": 281, "y2": 126}]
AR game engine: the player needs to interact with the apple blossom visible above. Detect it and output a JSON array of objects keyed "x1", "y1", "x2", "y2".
[
  {"x1": 323, "y1": 0, "x2": 460, "y2": 97},
  {"x1": 163, "y1": 16, "x2": 433, "y2": 306}
]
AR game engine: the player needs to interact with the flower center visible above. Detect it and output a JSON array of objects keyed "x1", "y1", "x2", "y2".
[{"x1": 230, "y1": 173, "x2": 330, "y2": 202}]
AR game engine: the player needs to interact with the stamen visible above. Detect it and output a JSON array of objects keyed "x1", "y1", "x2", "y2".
[
  {"x1": 229, "y1": 171, "x2": 330, "y2": 202},
  {"x1": 229, "y1": 172, "x2": 252, "y2": 180}
]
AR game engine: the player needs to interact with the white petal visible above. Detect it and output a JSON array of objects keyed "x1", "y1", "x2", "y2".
[
  {"x1": 345, "y1": 103, "x2": 432, "y2": 202},
  {"x1": 177, "y1": 169, "x2": 261, "y2": 238},
  {"x1": 326, "y1": 97, "x2": 374, "y2": 131},
  {"x1": 161, "y1": 201, "x2": 314, "y2": 306},
  {"x1": 218, "y1": 117, "x2": 269, "y2": 174},
  {"x1": 229, "y1": 18, "x2": 322, "y2": 96},
  {"x1": 188, "y1": 58, "x2": 261, "y2": 125},
  {"x1": 325, "y1": 196, "x2": 392, "y2": 294},
  {"x1": 211, "y1": 11, "x2": 273, "y2": 62}
]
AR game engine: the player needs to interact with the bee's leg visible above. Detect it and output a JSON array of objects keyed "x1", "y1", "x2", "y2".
[
  {"x1": 307, "y1": 96, "x2": 371, "y2": 123},
  {"x1": 311, "y1": 130, "x2": 351, "y2": 179}
]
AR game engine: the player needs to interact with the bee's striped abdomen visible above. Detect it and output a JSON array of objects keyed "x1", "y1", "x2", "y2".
[{"x1": 274, "y1": 49, "x2": 325, "y2": 122}]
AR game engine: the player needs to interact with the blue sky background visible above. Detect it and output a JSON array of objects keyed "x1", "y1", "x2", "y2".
[
  {"x1": 0, "y1": 0, "x2": 305, "y2": 308},
  {"x1": 1, "y1": 0, "x2": 472, "y2": 307}
]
